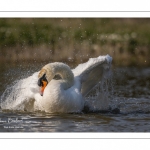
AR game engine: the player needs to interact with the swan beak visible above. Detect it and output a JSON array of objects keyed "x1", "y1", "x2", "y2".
[{"x1": 40, "y1": 81, "x2": 48, "y2": 96}]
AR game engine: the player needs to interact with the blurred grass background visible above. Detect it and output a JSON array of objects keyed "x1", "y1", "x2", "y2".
[{"x1": 0, "y1": 18, "x2": 150, "y2": 67}]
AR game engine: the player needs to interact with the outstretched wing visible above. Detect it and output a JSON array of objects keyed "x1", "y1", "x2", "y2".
[{"x1": 72, "y1": 55, "x2": 112, "y2": 96}]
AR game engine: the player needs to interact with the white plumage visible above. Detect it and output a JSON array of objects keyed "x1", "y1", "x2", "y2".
[{"x1": 1, "y1": 55, "x2": 112, "y2": 113}]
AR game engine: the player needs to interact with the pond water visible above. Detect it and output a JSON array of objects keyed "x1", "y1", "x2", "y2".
[{"x1": 0, "y1": 62, "x2": 150, "y2": 132}]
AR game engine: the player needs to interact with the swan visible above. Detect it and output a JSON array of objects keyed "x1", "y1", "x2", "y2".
[{"x1": 1, "y1": 54, "x2": 112, "y2": 113}]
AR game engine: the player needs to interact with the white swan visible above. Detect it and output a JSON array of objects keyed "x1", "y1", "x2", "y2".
[{"x1": 1, "y1": 55, "x2": 112, "y2": 113}]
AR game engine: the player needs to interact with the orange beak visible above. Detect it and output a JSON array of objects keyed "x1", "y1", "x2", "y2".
[{"x1": 40, "y1": 81, "x2": 48, "y2": 96}]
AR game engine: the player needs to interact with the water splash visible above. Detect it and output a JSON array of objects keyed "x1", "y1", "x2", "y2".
[
  {"x1": 0, "y1": 72, "x2": 40, "y2": 112},
  {"x1": 84, "y1": 68, "x2": 114, "y2": 112}
]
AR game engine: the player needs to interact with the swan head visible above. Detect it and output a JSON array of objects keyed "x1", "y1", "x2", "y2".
[
  {"x1": 38, "y1": 69, "x2": 48, "y2": 96},
  {"x1": 38, "y1": 63, "x2": 57, "y2": 96},
  {"x1": 38, "y1": 62, "x2": 74, "y2": 96}
]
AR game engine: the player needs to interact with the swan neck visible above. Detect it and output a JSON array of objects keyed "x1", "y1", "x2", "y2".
[{"x1": 46, "y1": 63, "x2": 74, "y2": 89}]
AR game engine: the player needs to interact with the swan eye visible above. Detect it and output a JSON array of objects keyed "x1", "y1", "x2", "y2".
[{"x1": 53, "y1": 74, "x2": 62, "y2": 80}]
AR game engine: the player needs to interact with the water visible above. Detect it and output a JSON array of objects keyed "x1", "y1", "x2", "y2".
[{"x1": 0, "y1": 63, "x2": 150, "y2": 132}]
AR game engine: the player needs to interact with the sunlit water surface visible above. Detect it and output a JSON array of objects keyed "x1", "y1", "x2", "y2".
[{"x1": 0, "y1": 63, "x2": 150, "y2": 132}]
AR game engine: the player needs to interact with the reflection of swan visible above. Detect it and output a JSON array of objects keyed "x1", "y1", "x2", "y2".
[
  {"x1": 1, "y1": 55, "x2": 112, "y2": 113},
  {"x1": 33, "y1": 54, "x2": 112, "y2": 113}
]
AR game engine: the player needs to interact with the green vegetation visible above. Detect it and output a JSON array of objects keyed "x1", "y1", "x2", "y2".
[{"x1": 0, "y1": 18, "x2": 150, "y2": 66}]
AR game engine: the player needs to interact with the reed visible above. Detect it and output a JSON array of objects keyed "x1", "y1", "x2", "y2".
[{"x1": 0, "y1": 18, "x2": 150, "y2": 67}]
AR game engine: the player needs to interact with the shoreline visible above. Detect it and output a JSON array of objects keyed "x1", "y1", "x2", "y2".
[{"x1": 0, "y1": 45, "x2": 149, "y2": 67}]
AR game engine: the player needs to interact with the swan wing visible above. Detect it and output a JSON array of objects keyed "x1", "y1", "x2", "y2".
[{"x1": 72, "y1": 55, "x2": 112, "y2": 96}]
